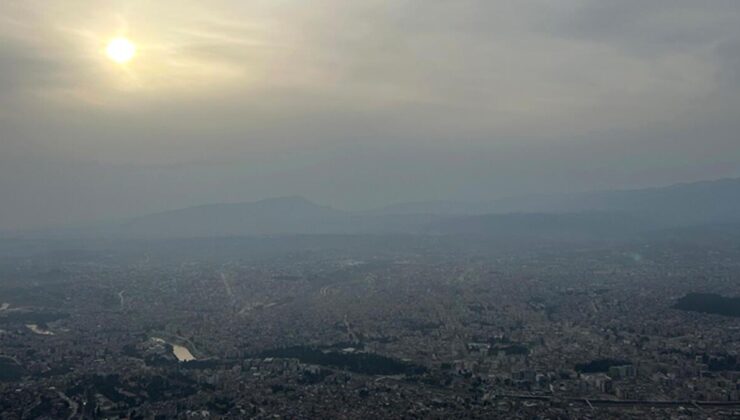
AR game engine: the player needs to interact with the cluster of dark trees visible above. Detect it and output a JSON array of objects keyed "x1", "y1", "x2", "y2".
[
  {"x1": 260, "y1": 346, "x2": 427, "y2": 375},
  {"x1": 575, "y1": 358, "x2": 630, "y2": 373},
  {"x1": 673, "y1": 293, "x2": 740, "y2": 317}
]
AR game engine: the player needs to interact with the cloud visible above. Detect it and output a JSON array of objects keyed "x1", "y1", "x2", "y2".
[
  {"x1": 1, "y1": 1, "x2": 740, "y2": 228},
  {"x1": 552, "y1": 1, "x2": 740, "y2": 54}
]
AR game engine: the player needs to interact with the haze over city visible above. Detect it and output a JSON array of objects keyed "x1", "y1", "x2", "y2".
[{"x1": 2, "y1": 2, "x2": 740, "y2": 419}]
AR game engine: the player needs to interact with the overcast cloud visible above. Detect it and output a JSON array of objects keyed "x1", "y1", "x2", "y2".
[{"x1": 1, "y1": 1, "x2": 740, "y2": 229}]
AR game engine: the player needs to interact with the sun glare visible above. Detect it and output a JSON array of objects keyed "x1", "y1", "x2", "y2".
[{"x1": 106, "y1": 38, "x2": 136, "y2": 63}]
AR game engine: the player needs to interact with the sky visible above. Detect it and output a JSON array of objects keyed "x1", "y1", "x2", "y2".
[{"x1": 2, "y1": 0, "x2": 740, "y2": 229}]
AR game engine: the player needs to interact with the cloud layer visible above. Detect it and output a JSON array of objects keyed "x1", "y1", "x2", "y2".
[{"x1": 2, "y1": 1, "x2": 740, "y2": 228}]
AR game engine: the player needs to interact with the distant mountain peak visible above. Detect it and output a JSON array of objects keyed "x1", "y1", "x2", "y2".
[{"x1": 101, "y1": 176, "x2": 740, "y2": 238}]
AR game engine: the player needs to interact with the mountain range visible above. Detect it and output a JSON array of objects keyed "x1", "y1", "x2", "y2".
[{"x1": 30, "y1": 177, "x2": 740, "y2": 239}]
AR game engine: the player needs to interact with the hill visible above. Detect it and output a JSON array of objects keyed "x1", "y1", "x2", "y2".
[
  {"x1": 377, "y1": 177, "x2": 740, "y2": 227},
  {"x1": 34, "y1": 177, "x2": 740, "y2": 239}
]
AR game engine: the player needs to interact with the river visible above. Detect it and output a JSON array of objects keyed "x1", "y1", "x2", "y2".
[
  {"x1": 152, "y1": 337, "x2": 196, "y2": 361},
  {"x1": 172, "y1": 344, "x2": 196, "y2": 362}
]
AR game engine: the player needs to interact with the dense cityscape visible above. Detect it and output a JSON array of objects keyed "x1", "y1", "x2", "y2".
[
  {"x1": 3, "y1": 1, "x2": 740, "y2": 418},
  {"x1": 1, "y1": 235, "x2": 739, "y2": 418}
]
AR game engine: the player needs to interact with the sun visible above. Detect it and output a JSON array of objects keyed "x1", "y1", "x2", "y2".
[{"x1": 106, "y1": 38, "x2": 136, "y2": 64}]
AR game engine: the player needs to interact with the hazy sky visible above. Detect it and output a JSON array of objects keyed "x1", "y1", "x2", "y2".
[{"x1": 2, "y1": 1, "x2": 740, "y2": 229}]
